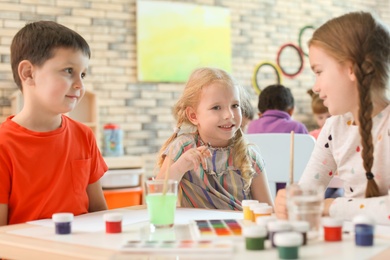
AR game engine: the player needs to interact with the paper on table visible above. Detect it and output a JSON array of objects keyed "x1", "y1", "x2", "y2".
[{"x1": 26, "y1": 208, "x2": 243, "y2": 233}]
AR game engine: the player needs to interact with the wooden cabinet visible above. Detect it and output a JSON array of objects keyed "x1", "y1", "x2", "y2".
[{"x1": 10, "y1": 90, "x2": 99, "y2": 141}]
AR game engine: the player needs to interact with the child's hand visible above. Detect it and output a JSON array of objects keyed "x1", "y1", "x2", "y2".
[
  {"x1": 323, "y1": 198, "x2": 335, "y2": 216},
  {"x1": 176, "y1": 146, "x2": 212, "y2": 173},
  {"x1": 274, "y1": 188, "x2": 288, "y2": 219}
]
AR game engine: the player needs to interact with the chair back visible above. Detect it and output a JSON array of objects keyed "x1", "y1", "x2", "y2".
[{"x1": 245, "y1": 133, "x2": 316, "y2": 198}]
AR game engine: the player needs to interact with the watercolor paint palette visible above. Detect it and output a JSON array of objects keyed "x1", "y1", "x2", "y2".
[
  {"x1": 121, "y1": 239, "x2": 234, "y2": 253},
  {"x1": 190, "y1": 219, "x2": 244, "y2": 240}
]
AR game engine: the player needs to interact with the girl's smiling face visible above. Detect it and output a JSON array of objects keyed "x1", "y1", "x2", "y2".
[
  {"x1": 187, "y1": 81, "x2": 242, "y2": 147},
  {"x1": 309, "y1": 45, "x2": 358, "y2": 116}
]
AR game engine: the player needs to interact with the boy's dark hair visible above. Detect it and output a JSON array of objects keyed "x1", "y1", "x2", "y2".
[
  {"x1": 10, "y1": 20, "x2": 91, "y2": 90},
  {"x1": 257, "y1": 84, "x2": 294, "y2": 113}
]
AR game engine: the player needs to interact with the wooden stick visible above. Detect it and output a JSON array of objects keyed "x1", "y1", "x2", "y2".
[{"x1": 289, "y1": 130, "x2": 295, "y2": 185}]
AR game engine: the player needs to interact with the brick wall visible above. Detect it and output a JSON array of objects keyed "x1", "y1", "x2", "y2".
[{"x1": 0, "y1": 0, "x2": 389, "y2": 175}]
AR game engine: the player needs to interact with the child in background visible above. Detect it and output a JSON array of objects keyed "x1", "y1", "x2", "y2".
[
  {"x1": 275, "y1": 11, "x2": 390, "y2": 224},
  {"x1": 247, "y1": 84, "x2": 308, "y2": 134},
  {"x1": 307, "y1": 89, "x2": 331, "y2": 139},
  {"x1": 240, "y1": 89, "x2": 255, "y2": 133},
  {"x1": 156, "y1": 67, "x2": 273, "y2": 210},
  {"x1": 0, "y1": 21, "x2": 108, "y2": 225}
]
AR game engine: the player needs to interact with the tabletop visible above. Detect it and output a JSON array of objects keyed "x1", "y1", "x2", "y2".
[{"x1": 0, "y1": 206, "x2": 389, "y2": 260}]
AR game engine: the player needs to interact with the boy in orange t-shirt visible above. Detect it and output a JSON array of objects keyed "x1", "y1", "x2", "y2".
[{"x1": 0, "y1": 21, "x2": 108, "y2": 225}]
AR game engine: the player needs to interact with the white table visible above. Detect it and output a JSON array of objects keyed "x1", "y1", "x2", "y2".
[{"x1": 0, "y1": 206, "x2": 389, "y2": 260}]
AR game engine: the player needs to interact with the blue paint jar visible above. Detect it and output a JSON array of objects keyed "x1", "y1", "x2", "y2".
[
  {"x1": 52, "y1": 213, "x2": 74, "y2": 235},
  {"x1": 103, "y1": 123, "x2": 124, "y2": 157},
  {"x1": 353, "y1": 215, "x2": 374, "y2": 246}
]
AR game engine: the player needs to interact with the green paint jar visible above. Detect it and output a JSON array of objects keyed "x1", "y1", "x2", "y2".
[
  {"x1": 274, "y1": 232, "x2": 303, "y2": 259},
  {"x1": 243, "y1": 225, "x2": 267, "y2": 250}
]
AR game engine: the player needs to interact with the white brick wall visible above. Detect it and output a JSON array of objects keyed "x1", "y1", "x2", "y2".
[{"x1": 0, "y1": 0, "x2": 389, "y2": 176}]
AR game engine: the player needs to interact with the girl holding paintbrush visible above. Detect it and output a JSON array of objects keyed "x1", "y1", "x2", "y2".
[
  {"x1": 275, "y1": 11, "x2": 390, "y2": 224},
  {"x1": 155, "y1": 67, "x2": 273, "y2": 210}
]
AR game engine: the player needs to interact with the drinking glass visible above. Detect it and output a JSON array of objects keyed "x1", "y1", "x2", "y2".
[
  {"x1": 145, "y1": 179, "x2": 178, "y2": 229},
  {"x1": 286, "y1": 183, "x2": 324, "y2": 239}
]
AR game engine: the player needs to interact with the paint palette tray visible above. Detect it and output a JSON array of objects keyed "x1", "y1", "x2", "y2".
[
  {"x1": 121, "y1": 239, "x2": 234, "y2": 253},
  {"x1": 190, "y1": 219, "x2": 244, "y2": 240}
]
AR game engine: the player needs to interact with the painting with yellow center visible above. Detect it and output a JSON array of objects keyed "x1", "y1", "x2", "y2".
[{"x1": 137, "y1": 0, "x2": 232, "y2": 82}]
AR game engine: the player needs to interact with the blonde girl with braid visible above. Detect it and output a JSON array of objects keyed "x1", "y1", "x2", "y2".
[
  {"x1": 275, "y1": 11, "x2": 390, "y2": 224},
  {"x1": 156, "y1": 67, "x2": 273, "y2": 210}
]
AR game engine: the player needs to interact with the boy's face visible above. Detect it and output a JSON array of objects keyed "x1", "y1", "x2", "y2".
[
  {"x1": 187, "y1": 82, "x2": 242, "y2": 147},
  {"x1": 28, "y1": 48, "x2": 89, "y2": 115}
]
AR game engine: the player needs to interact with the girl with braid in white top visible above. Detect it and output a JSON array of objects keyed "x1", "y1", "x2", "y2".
[{"x1": 275, "y1": 11, "x2": 390, "y2": 224}]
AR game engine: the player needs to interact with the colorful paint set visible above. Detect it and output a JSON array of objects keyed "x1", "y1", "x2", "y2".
[
  {"x1": 121, "y1": 239, "x2": 234, "y2": 253},
  {"x1": 191, "y1": 219, "x2": 243, "y2": 239}
]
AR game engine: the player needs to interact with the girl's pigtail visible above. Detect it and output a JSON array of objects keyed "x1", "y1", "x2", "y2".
[
  {"x1": 355, "y1": 62, "x2": 381, "y2": 198},
  {"x1": 157, "y1": 123, "x2": 182, "y2": 168},
  {"x1": 233, "y1": 128, "x2": 254, "y2": 191}
]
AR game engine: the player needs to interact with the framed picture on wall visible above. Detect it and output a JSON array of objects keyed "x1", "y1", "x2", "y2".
[{"x1": 136, "y1": 0, "x2": 232, "y2": 83}]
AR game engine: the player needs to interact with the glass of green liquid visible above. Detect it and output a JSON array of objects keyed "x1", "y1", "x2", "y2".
[{"x1": 145, "y1": 179, "x2": 178, "y2": 229}]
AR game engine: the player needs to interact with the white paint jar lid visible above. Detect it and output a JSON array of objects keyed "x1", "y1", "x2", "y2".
[
  {"x1": 242, "y1": 200, "x2": 259, "y2": 206},
  {"x1": 322, "y1": 217, "x2": 343, "y2": 227},
  {"x1": 353, "y1": 215, "x2": 375, "y2": 225},
  {"x1": 291, "y1": 220, "x2": 310, "y2": 232},
  {"x1": 274, "y1": 231, "x2": 303, "y2": 246},
  {"x1": 253, "y1": 205, "x2": 273, "y2": 214},
  {"x1": 52, "y1": 213, "x2": 74, "y2": 223},
  {"x1": 267, "y1": 220, "x2": 292, "y2": 231},
  {"x1": 103, "y1": 213, "x2": 123, "y2": 222},
  {"x1": 242, "y1": 225, "x2": 267, "y2": 238},
  {"x1": 256, "y1": 215, "x2": 277, "y2": 226}
]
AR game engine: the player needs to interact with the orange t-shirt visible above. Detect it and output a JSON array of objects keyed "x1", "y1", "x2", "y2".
[{"x1": 0, "y1": 115, "x2": 108, "y2": 224}]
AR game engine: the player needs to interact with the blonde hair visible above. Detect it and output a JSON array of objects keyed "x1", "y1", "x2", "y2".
[
  {"x1": 307, "y1": 89, "x2": 328, "y2": 114},
  {"x1": 309, "y1": 12, "x2": 390, "y2": 198},
  {"x1": 157, "y1": 67, "x2": 255, "y2": 188}
]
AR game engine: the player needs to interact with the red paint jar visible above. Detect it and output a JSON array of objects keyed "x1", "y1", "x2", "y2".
[
  {"x1": 103, "y1": 213, "x2": 123, "y2": 233},
  {"x1": 322, "y1": 217, "x2": 343, "y2": 242}
]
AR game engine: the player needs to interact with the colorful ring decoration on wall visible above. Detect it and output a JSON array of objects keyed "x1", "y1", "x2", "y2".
[
  {"x1": 252, "y1": 61, "x2": 283, "y2": 94},
  {"x1": 298, "y1": 25, "x2": 315, "y2": 57},
  {"x1": 276, "y1": 43, "x2": 304, "y2": 78}
]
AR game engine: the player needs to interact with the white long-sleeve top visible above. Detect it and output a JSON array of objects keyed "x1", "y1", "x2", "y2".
[{"x1": 300, "y1": 105, "x2": 390, "y2": 225}]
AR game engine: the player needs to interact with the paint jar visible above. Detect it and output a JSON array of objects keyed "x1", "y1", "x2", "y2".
[
  {"x1": 267, "y1": 220, "x2": 292, "y2": 247},
  {"x1": 103, "y1": 123, "x2": 124, "y2": 157},
  {"x1": 353, "y1": 215, "x2": 375, "y2": 246},
  {"x1": 250, "y1": 203, "x2": 268, "y2": 222},
  {"x1": 242, "y1": 200, "x2": 258, "y2": 221},
  {"x1": 290, "y1": 221, "x2": 310, "y2": 245},
  {"x1": 103, "y1": 213, "x2": 123, "y2": 233},
  {"x1": 256, "y1": 215, "x2": 277, "y2": 240},
  {"x1": 253, "y1": 205, "x2": 273, "y2": 221},
  {"x1": 52, "y1": 213, "x2": 74, "y2": 235},
  {"x1": 242, "y1": 225, "x2": 267, "y2": 250},
  {"x1": 274, "y1": 231, "x2": 303, "y2": 259},
  {"x1": 322, "y1": 217, "x2": 343, "y2": 242}
]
